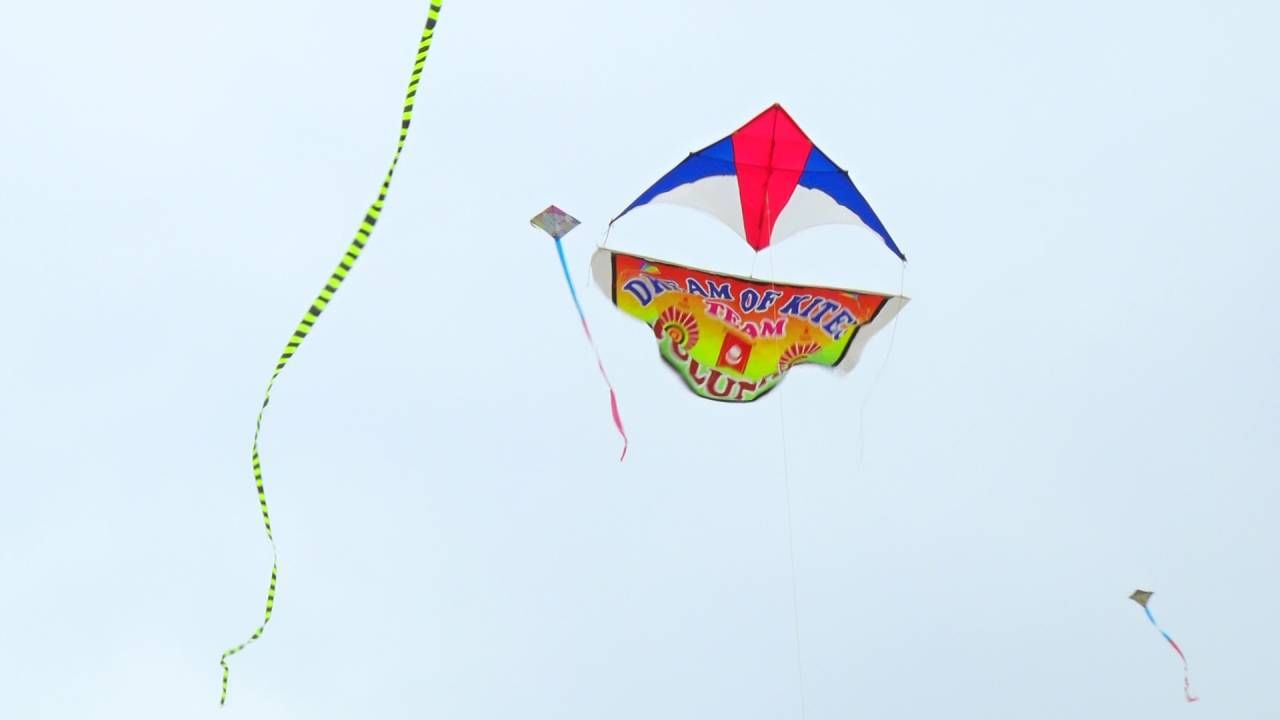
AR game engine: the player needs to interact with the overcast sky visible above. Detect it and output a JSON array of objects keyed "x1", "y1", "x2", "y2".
[{"x1": 2, "y1": 0, "x2": 1278, "y2": 718}]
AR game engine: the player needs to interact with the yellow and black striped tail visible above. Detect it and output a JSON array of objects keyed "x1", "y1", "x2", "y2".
[{"x1": 219, "y1": 2, "x2": 444, "y2": 706}]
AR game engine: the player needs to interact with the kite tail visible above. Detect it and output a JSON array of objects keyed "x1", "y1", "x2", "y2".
[
  {"x1": 218, "y1": 2, "x2": 444, "y2": 705},
  {"x1": 554, "y1": 237, "x2": 628, "y2": 461},
  {"x1": 1143, "y1": 606, "x2": 1199, "y2": 703}
]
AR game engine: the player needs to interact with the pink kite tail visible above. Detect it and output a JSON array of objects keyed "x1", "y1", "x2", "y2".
[
  {"x1": 1167, "y1": 637, "x2": 1198, "y2": 703},
  {"x1": 1143, "y1": 605, "x2": 1198, "y2": 702},
  {"x1": 555, "y1": 238, "x2": 628, "y2": 460}
]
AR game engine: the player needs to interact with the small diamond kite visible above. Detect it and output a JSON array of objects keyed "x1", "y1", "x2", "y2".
[
  {"x1": 1130, "y1": 589, "x2": 1198, "y2": 702},
  {"x1": 530, "y1": 205, "x2": 627, "y2": 460},
  {"x1": 530, "y1": 205, "x2": 581, "y2": 240}
]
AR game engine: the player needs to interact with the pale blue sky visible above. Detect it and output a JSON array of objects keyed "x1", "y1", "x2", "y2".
[{"x1": 2, "y1": 0, "x2": 1277, "y2": 718}]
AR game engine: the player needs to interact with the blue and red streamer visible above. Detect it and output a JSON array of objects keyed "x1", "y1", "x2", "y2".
[
  {"x1": 1133, "y1": 591, "x2": 1198, "y2": 703},
  {"x1": 553, "y1": 236, "x2": 628, "y2": 461}
]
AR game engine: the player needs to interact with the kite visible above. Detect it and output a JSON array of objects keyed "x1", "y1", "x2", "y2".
[
  {"x1": 217, "y1": 2, "x2": 445, "y2": 705},
  {"x1": 531, "y1": 205, "x2": 628, "y2": 459},
  {"x1": 592, "y1": 103, "x2": 909, "y2": 402},
  {"x1": 1130, "y1": 589, "x2": 1199, "y2": 702}
]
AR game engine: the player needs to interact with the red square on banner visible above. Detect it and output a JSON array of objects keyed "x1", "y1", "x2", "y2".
[{"x1": 716, "y1": 332, "x2": 753, "y2": 373}]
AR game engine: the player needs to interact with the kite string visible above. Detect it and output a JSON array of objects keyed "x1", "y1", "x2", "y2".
[
  {"x1": 856, "y1": 260, "x2": 907, "y2": 468},
  {"x1": 588, "y1": 224, "x2": 612, "y2": 286},
  {"x1": 555, "y1": 237, "x2": 628, "y2": 461},
  {"x1": 777, "y1": 390, "x2": 808, "y2": 720},
  {"x1": 218, "y1": 1, "x2": 444, "y2": 705},
  {"x1": 1143, "y1": 606, "x2": 1199, "y2": 702},
  {"x1": 769, "y1": 250, "x2": 808, "y2": 720}
]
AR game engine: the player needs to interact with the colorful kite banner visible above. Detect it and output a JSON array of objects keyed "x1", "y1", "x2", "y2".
[{"x1": 590, "y1": 248, "x2": 908, "y2": 402}]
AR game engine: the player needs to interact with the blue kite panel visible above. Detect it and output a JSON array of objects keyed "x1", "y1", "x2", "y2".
[
  {"x1": 614, "y1": 137, "x2": 737, "y2": 221},
  {"x1": 797, "y1": 147, "x2": 906, "y2": 261}
]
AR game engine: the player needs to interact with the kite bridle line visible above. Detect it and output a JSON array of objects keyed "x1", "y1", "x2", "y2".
[
  {"x1": 764, "y1": 244, "x2": 810, "y2": 720},
  {"x1": 856, "y1": 258, "x2": 908, "y2": 469},
  {"x1": 589, "y1": 223, "x2": 614, "y2": 287},
  {"x1": 218, "y1": 1, "x2": 444, "y2": 705},
  {"x1": 759, "y1": 183, "x2": 809, "y2": 720}
]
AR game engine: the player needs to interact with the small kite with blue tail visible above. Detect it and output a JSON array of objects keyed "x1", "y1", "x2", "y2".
[
  {"x1": 531, "y1": 205, "x2": 628, "y2": 460},
  {"x1": 1130, "y1": 589, "x2": 1199, "y2": 703}
]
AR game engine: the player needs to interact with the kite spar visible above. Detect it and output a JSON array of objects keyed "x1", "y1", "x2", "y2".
[
  {"x1": 218, "y1": 2, "x2": 445, "y2": 705},
  {"x1": 1130, "y1": 589, "x2": 1199, "y2": 703}
]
